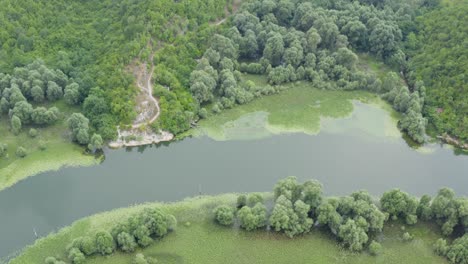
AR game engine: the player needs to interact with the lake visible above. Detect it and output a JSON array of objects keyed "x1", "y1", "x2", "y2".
[{"x1": 0, "y1": 102, "x2": 467, "y2": 259}]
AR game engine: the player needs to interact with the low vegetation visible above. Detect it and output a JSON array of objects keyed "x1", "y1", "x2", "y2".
[{"x1": 11, "y1": 177, "x2": 467, "y2": 264}]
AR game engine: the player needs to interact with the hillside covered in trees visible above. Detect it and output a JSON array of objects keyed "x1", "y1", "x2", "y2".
[
  {"x1": 0, "y1": 0, "x2": 230, "y2": 140},
  {"x1": 406, "y1": 0, "x2": 468, "y2": 143},
  {"x1": 0, "y1": 0, "x2": 465, "y2": 149}
]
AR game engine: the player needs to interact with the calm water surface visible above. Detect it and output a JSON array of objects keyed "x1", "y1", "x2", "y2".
[{"x1": 1, "y1": 112, "x2": 467, "y2": 258}]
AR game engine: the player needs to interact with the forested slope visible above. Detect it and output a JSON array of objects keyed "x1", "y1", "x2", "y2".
[
  {"x1": 0, "y1": 0, "x2": 230, "y2": 139},
  {"x1": 406, "y1": 0, "x2": 468, "y2": 142}
]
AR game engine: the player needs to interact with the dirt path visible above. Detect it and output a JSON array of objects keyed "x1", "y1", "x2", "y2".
[
  {"x1": 109, "y1": 47, "x2": 174, "y2": 148},
  {"x1": 132, "y1": 53, "x2": 160, "y2": 129}
]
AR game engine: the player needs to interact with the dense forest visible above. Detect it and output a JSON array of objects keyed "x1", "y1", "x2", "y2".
[
  {"x1": 0, "y1": 0, "x2": 230, "y2": 140},
  {"x1": 406, "y1": 0, "x2": 468, "y2": 142},
  {"x1": 0, "y1": 0, "x2": 466, "y2": 148}
]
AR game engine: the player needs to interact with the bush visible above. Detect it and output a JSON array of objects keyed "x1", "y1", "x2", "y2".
[
  {"x1": 68, "y1": 247, "x2": 86, "y2": 264},
  {"x1": 28, "y1": 128, "x2": 38, "y2": 138},
  {"x1": 15, "y1": 146, "x2": 27, "y2": 158},
  {"x1": 434, "y1": 238, "x2": 448, "y2": 256},
  {"x1": 369, "y1": 241, "x2": 382, "y2": 256},
  {"x1": 45, "y1": 257, "x2": 66, "y2": 264},
  {"x1": 0, "y1": 143, "x2": 7, "y2": 157},
  {"x1": 198, "y1": 108, "x2": 208, "y2": 119},
  {"x1": 237, "y1": 194, "x2": 247, "y2": 209},
  {"x1": 133, "y1": 253, "x2": 157, "y2": 264},
  {"x1": 402, "y1": 232, "x2": 413, "y2": 241},
  {"x1": 39, "y1": 140, "x2": 47, "y2": 150},
  {"x1": 238, "y1": 203, "x2": 267, "y2": 231},
  {"x1": 446, "y1": 234, "x2": 468, "y2": 264},
  {"x1": 95, "y1": 231, "x2": 115, "y2": 255},
  {"x1": 213, "y1": 205, "x2": 235, "y2": 226},
  {"x1": 247, "y1": 193, "x2": 263, "y2": 206},
  {"x1": 117, "y1": 232, "x2": 137, "y2": 252},
  {"x1": 70, "y1": 236, "x2": 96, "y2": 256}
]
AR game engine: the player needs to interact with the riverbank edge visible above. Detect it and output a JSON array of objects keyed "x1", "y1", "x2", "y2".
[
  {"x1": 0, "y1": 145, "x2": 100, "y2": 192},
  {"x1": 8, "y1": 193, "x2": 449, "y2": 264}
]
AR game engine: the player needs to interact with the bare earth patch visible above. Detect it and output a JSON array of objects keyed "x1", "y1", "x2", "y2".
[{"x1": 109, "y1": 44, "x2": 173, "y2": 148}]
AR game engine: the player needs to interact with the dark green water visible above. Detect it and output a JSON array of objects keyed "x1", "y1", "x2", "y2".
[{"x1": 1, "y1": 124, "x2": 467, "y2": 259}]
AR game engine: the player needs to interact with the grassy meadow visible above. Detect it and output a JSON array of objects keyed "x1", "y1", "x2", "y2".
[
  {"x1": 0, "y1": 100, "x2": 98, "y2": 191},
  {"x1": 11, "y1": 194, "x2": 447, "y2": 264}
]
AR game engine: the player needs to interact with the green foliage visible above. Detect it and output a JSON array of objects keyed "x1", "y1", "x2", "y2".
[
  {"x1": 117, "y1": 232, "x2": 137, "y2": 253},
  {"x1": 15, "y1": 146, "x2": 27, "y2": 158},
  {"x1": 67, "y1": 247, "x2": 86, "y2": 264},
  {"x1": 95, "y1": 230, "x2": 116, "y2": 255},
  {"x1": 446, "y1": 234, "x2": 468, "y2": 264},
  {"x1": 403, "y1": 232, "x2": 413, "y2": 241},
  {"x1": 407, "y1": 2, "x2": 468, "y2": 141},
  {"x1": 431, "y1": 188, "x2": 467, "y2": 236},
  {"x1": 237, "y1": 194, "x2": 247, "y2": 209},
  {"x1": 417, "y1": 195, "x2": 433, "y2": 221},
  {"x1": 28, "y1": 128, "x2": 38, "y2": 138},
  {"x1": 247, "y1": 193, "x2": 264, "y2": 206},
  {"x1": 269, "y1": 195, "x2": 313, "y2": 238},
  {"x1": 434, "y1": 238, "x2": 449, "y2": 256},
  {"x1": 133, "y1": 253, "x2": 157, "y2": 264},
  {"x1": 213, "y1": 205, "x2": 235, "y2": 226},
  {"x1": 380, "y1": 189, "x2": 419, "y2": 225},
  {"x1": 0, "y1": 143, "x2": 7, "y2": 157},
  {"x1": 44, "y1": 256, "x2": 66, "y2": 264},
  {"x1": 70, "y1": 236, "x2": 96, "y2": 256},
  {"x1": 68, "y1": 113, "x2": 90, "y2": 145},
  {"x1": 11, "y1": 115, "x2": 22, "y2": 135},
  {"x1": 368, "y1": 240, "x2": 382, "y2": 256},
  {"x1": 88, "y1": 134, "x2": 103, "y2": 153},
  {"x1": 238, "y1": 203, "x2": 267, "y2": 231},
  {"x1": 338, "y1": 219, "x2": 368, "y2": 251}
]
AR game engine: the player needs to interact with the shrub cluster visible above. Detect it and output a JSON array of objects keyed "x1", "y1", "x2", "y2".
[
  {"x1": 213, "y1": 176, "x2": 468, "y2": 258},
  {"x1": 46, "y1": 207, "x2": 176, "y2": 264}
]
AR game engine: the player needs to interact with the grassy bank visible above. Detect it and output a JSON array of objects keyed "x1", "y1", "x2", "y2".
[
  {"x1": 11, "y1": 194, "x2": 447, "y2": 264},
  {"x1": 0, "y1": 101, "x2": 98, "y2": 191},
  {"x1": 192, "y1": 74, "x2": 401, "y2": 141}
]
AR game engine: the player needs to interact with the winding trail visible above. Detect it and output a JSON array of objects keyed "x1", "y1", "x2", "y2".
[{"x1": 132, "y1": 53, "x2": 159, "y2": 129}]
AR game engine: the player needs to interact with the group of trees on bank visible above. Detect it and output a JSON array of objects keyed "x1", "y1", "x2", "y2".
[
  {"x1": 214, "y1": 177, "x2": 467, "y2": 262},
  {"x1": 0, "y1": 61, "x2": 70, "y2": 133},
  {"x1": 45, "y1": 208, "x2": 176, "y2": 264},
  {"x1": 188, "y1": 0, "x2": 431, "y2": 143},
  {"x1": 0, "y1": 0, "x2": 231, "y2": 140}
]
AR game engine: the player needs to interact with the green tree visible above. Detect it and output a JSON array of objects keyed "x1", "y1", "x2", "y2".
[
  {"x1": 263, "y1": 33, "x2": 285, "y2": 66},
  {"x1": 88, "y1": 134, "x2": 103, "y2": 153},
  {"x1": 338, "y1": 219, "x2": 368, "y2": 251},
  {"x1": 15, "y1": 146, "x2": 27, "y2": 158},
  {"x1": 68, "y1": 113, "x2": 90, "y2": 145},
  {"x1": 68, "y1": 247, "x2": 85, "y2": 264},
  {"x1": 417, "y1": 195, "x2": 432, "y2": 221},
  {"x1": 369, "y1": 240, "x2": 382, "y2": 256},
  {"x1": 46, "y1": 81, "x2": 63, "y2": 101},
  {"x1": 95, "y1": 230, "x2": 115, "y2": 255},
  {"x1": 116, "y1": 232, "x2": 137, "y2": 252},
  {"x1": 30, "y1": 85, "x2": 45, "y2": 102},
  {"x1": 446, "y1": 234, "x2": 468, "y2": 264},
  {"x1": 380, "y1": 189, "x2": 419, "y2": 224},
  {"x1": 238, "y1": 203, "x2": 267, "y2": 231},
  {"x1": 213, "y1": 205, "x2": 235, "y2": 226},
  {"x1": 0, "y1": 143, "x2": 7, "y2": 157},
  {"x1": 11, "y1": 115, "x2": 22, "y2": 135},
  {"x1": 64, "y1": 83, "x2": 80, "y2": 105}
]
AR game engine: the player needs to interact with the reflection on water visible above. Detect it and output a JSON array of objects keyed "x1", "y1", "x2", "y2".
[{"x1": 0, "y1": 104, "x2": 467, "y2": 258}]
